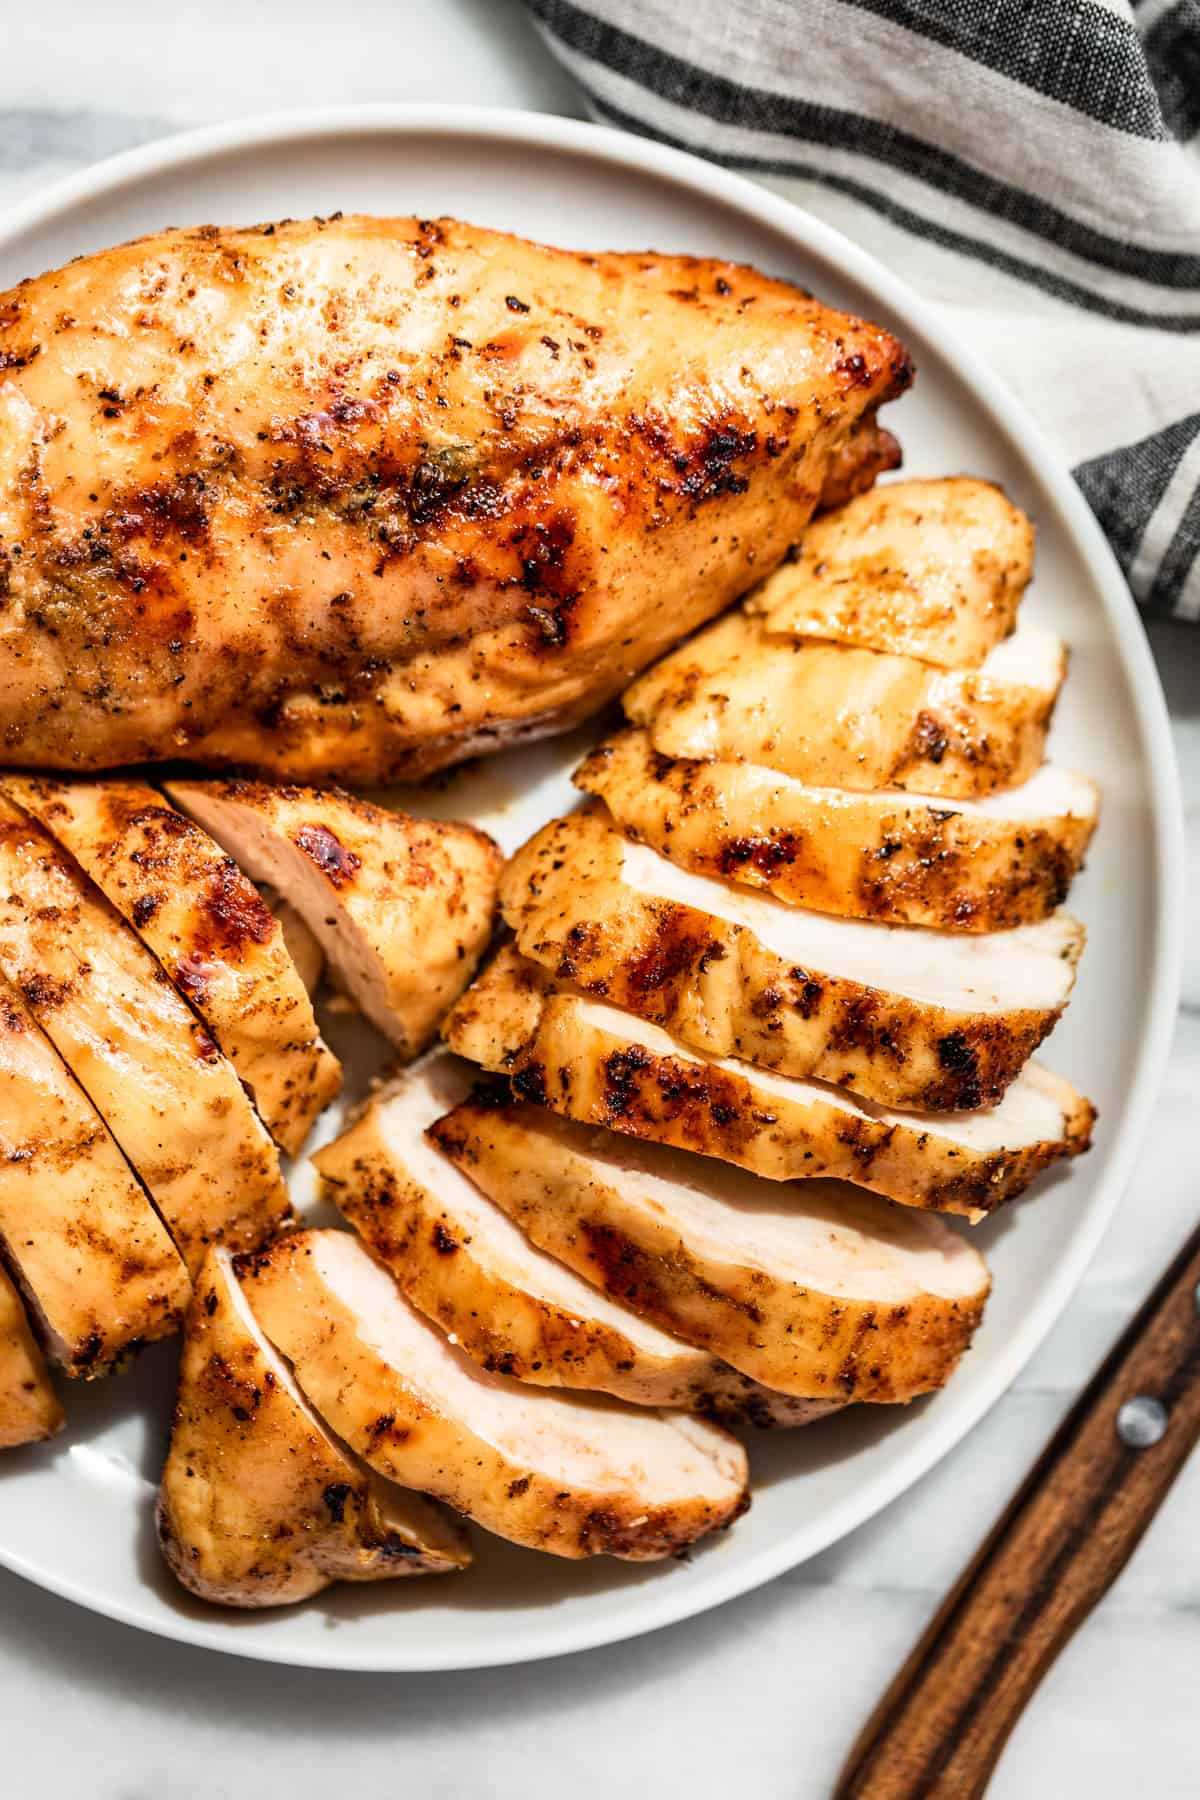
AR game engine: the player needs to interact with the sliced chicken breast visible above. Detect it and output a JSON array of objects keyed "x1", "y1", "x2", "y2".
[
  {"x1": 4, "y1": 776, "x2": 341, "y2": 1156},
  {"x1": 624, "y1": 610, "x2": 1065, "y2": 798},
  {"x1": 166, "y1": 782, "x2": 501, "y2": 1057},
  {"x1": 262, "y1": 888, "x2": 325, "y2": 998},
  {"x1": 501, "y1": 806, "x2": 1084, "y2": 1111},
  {"x1": 431, "y1": 1099, "x2": 990, "y2": 1403},
  {"x1": 0, "y1": 798, "x2": 291, "y2": 1273},
  {"x1": 0, "y1": 974, "x2": 188, "y2": 1373},
  {"x1": 575, "y1": 729, "x2": 1098, "y2": 931},
  {"x1": 158, "y1": 1249, "x2": 470, "y2": 1607},
  {"x1": 239, "y1": 1230, "x2": 749, "y2": 1559},
  {"x1": 0, "y1": 1263, "x2": 64, "y2": 1448},
  {"x1": 315, "y1": 1052, "x2": 834, "y2": 1425},
  {"x1": 745, "y1": 477, "x2": 1034, "y2": 667},
  {"x1": 444, "y1": 945, "x2": 1094, "y2": 1218}
]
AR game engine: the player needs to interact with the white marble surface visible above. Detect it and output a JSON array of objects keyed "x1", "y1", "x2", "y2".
[{"x1": 0, "y1": 4, "x2": 1197, "y2": 1794}]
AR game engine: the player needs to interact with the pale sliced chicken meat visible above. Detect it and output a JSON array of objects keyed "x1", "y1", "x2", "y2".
[
  {"x1": 0, "y1": 214, "x2": 909, "y2": 782},
  {"x1": 575, "y1": 728, "x2": 1098, "y2": 931},
  {"x1": 166, "y1": 781, "x2": 500, "y2": 1057},
  {"x1": 0, "y1": 797, "x2": 291, "y2": 1273},
  {"x1": 0, "y1": 1263, "x2": 63, "y2": 1448},
  {"x1": 314, "y1": 1052, "x2": 835, "y2": 1426},
  {"x1": 501, "y1": 806, "x2": 1084, "y2": 1110},
  {"x1": 262, "y1": 889, "x2": 325, "y2": 998},
  {"x1": 0, "y1": 973, "x2": 188, "y2": 1373},
  {"x1": 746, "y1": 477, "x2": 1034, "y2": 667},
  {"x1": 239, "y1": 1230, "x2": 749, "y2": 1559},
  {"x1": 431, "y1": 1099, "x2": 990, "y2": 1403},
  {"x1": 444, "y1": 945, "x2": 1094, "y2": 1218},
  {"x1": 624, "y1": 610, "x2": 1065, "y2": 798},
  {"x1": 158, "y1": 1249, "x2": 470, "y2": 1607},
  {"x1": 4, "y1": 776, "x2": 341, "y2": 1156}
]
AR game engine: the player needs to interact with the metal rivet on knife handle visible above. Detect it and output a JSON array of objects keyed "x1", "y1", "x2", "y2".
[{"x1": 1115, "y1": 1395, "x2": 1169, "y2": 1449}]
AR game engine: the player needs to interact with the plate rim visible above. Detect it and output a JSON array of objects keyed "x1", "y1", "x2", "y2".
[{"x1": 0, "y1": 101, "x2": 1184, "y2": 1671}]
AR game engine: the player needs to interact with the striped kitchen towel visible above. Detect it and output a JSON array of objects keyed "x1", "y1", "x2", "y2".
[{"x1": 525, "y1": 0, "x2": 1200, "y2": 619}]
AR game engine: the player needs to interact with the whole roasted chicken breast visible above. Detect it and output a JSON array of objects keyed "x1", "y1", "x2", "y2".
[{"x1": 0, "y1": 214, "x2": 909, "y2": 781}]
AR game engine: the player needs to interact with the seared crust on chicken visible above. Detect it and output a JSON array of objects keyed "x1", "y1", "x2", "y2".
[
  {"x1": 167, "y1": 781, "x2": 500, "y2": 1056},
  {"x1": 500, "y1": 806, "x2": 1083, "y2": 1110},
  {"x1": 0, "y1": 1263, "x2": 63, "y2": 1447},
  {"x1": 4, "y1": 776, "x2": 341, "y2": 1155},
  {"x1": 431, "y1": 1100, "x2": 990, "y2": 1403},
  {"x1": 238, "y1": 1230, "x2": 750, "y2": 1559},
  {"x1": 575, "y1": 729, "x2": 1098, "y2": 931},
  {"x1": 0, "y1": 214, "x2": 909, "y2": 783},
  {"x1": 444, "y1": 946, "x2": 1095, "y2": 1218},
  {"x1": 158, "y1": 1249, "x2": 470, "y2": 1607},
  {"x1": 0, "y1": 797, "x2": 291, "y2": 1272},
  {"x1": 746, "y1": 478, "x2": 1034, "y2": 667},
  {"x1": 315, "y1": 1052, "x2": 833, "y2": 1425},
  {"x1": 0, "y1": 973, "x2": 188, "y2": 1373},
  {"x1": 625, "y1": 611, "x2": 1065, "y2": 798}
]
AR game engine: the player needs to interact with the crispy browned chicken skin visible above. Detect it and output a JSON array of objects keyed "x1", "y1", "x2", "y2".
[{"x1": 0, "y1": 215, "x2": 909, "y2": 782}]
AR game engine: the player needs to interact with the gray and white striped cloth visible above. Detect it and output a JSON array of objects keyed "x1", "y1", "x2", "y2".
[{"x1": 525, "y1": 0, "x2": 1200, "y2": 619}]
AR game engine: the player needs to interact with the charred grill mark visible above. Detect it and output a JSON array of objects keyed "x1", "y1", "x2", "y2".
[
  {"x1": 323, "y1": 1482, "x2": 352, "y2": 1523},
  {"x1": 0, "y1": 344, "x2": 40, "y2": 372},
  {"x1": 628, "y1": 410, "x2": 762, "y2": 508},
  {"x1": 408, "y1": 444, "x2": 479, "y2": 524},
  {"x1": 717, "y1": 831, "x2": 802, "y2": 877},
  {"x1": 598, "y1": 1044, "x2": 653, "y2": 1119},
  {"x1": 579, "y1": 1219, "x2": 763, "y2": 1330},
  {"x1": 194, "y1": 859, "x2": 275, "y2": 954},
  {"x1": 578, "y1": 1220, "x2": 664, "y2": 1313},
  {"x1": 292, "y1": 823, "x2": 361, "y2": 888},
  {"x1": 597, "y1": 1045, "x2": 758, "y2": 1157},
  {"x1": 131, "y1": 892, "x2": 162, "y2": 928},
  {"x1": 910, "y1": 710, "x2": 951, "y2": 766},
  {"x1": 511, "y1": 1063, "x2": 548, "y2": 1107},
  {"x1": 109, "y1": 470, "x2": 214, "y2": 547},
  {"x1": 20, "y1": 971, "x2": 73, "y2": 1011},
  {"x1": 0, "y1": 989, "x2": 27, "y2": 1033},
  {"x1": 431, "y1": 1221, "x2": 459, "y2": 1256},
  {"x1": 618, "y1": 908, "x2": 717, "y2": 998}
]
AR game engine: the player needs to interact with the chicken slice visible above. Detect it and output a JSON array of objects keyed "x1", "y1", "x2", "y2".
[
  {"x1": 745, "y1": 477, "x2": 1034, "y2": 667},
  {"x1": 431, "y1": 1098, "x2": 990, "y2": 1403},
  {"x1": 0, "y1": 798, "x2": 291, "y2": 1273},
  {"x1": 501, "y1": 806, "x2": 1083, "y2": 1111},
  {"x1": 575, "y1": 729, "x2": 1098, "y2": 931},
  {"x1": 444, "y1": 945, "x2": 1094, "y2": 1219},
  {"x1": 314, "y1": 1052, "x2": 834, "y2": 1426},
  {"x1": 0, "y1": 214, "x2": 909, "y2": 783},
  {"x1": 158, "y1": 1248, "x2": 470, "y2": 1607},
  {"x1": 0, "y1": 1263, "x2": 63, "y2": 1448},
  {"x1": 262, "y1": 889, "x2": 325, "y2": 998},
  {"x1": 166, "y1": 782, "x2": 500, "y2": 1057},
  {"x1": 4, "y1": 776, "x2": 341, "y2": 1156},
  {"x1": 0, "y1": 973, "x2": 188, "y2": 1373},
  {"x1": 624, "y1": 610, "x2": 1065, "y2": 798},
  {"x1": 238, "y1": 1230, "x2": 749, "y2": 1559}
]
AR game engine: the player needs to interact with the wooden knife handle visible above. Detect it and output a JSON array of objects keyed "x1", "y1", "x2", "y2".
[{"x1": 835, "y1": 1219, "x2": 1200, "y2": 1800}]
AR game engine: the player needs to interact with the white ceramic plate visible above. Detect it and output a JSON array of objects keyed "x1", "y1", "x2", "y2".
[{"x1": 0, "y1": 106, "x2": 1182, "y2": 1671}]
